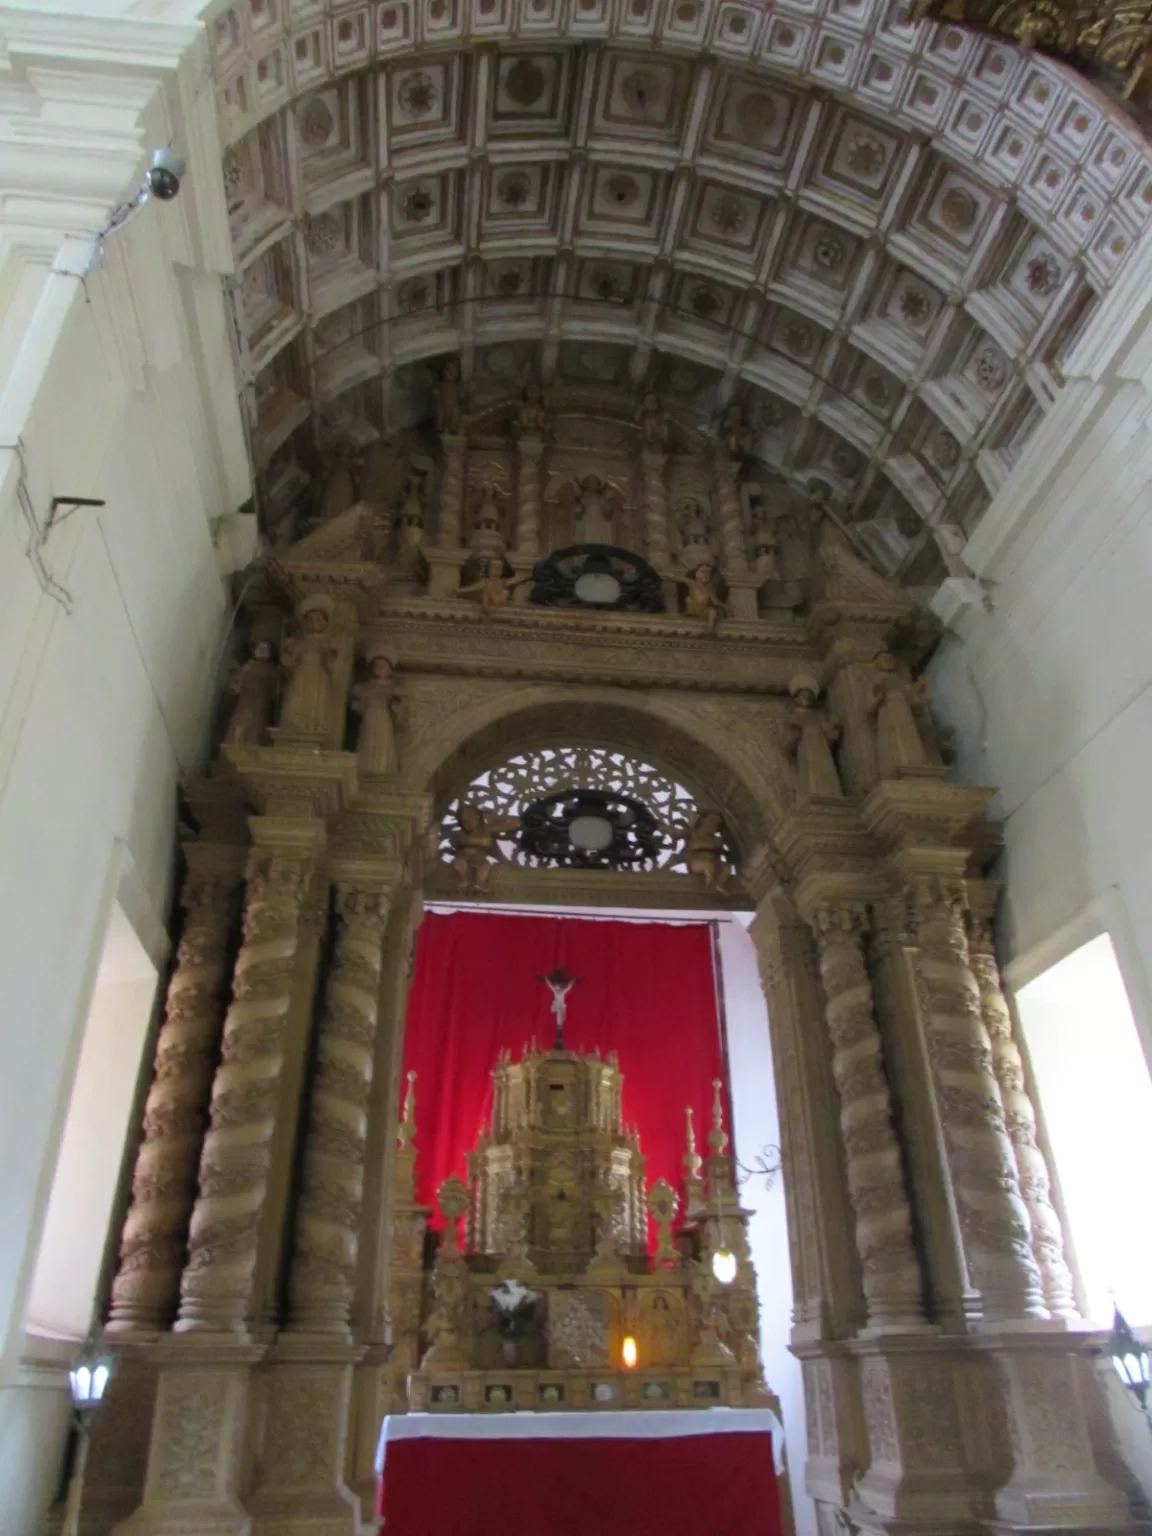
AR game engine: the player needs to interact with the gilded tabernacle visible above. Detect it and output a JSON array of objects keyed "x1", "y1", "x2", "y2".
[{"x1": 386, "y1": 987, "x2": 773, "y2": 1417}]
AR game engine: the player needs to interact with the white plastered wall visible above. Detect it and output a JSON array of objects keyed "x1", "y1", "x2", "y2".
[
  {"x1": 0, "y1": 12, "x2": 252, "y2": 1531},
  {"x1": 929, "y1": 219, "x2": 1152, "y2": 1065}
]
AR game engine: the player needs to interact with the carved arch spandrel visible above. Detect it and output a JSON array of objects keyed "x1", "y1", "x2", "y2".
[{"x1": 395, "y1": 678, "x2": 795, "y2": 855}]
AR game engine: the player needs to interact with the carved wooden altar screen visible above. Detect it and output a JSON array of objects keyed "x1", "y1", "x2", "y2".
[{"x1": 86, "y1": 394, "x2": 1124, "y2": 1536}]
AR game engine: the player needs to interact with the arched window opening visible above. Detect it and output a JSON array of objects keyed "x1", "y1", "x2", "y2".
[{"x1": 440, "y1": 745, "x2": 731, "y2": 876}]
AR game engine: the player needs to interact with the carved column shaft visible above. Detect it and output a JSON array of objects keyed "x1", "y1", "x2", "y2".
[
  {"x1": 713, "y1": 453, "x2": 748, "y2": 574},
  {"x1": 107, "y1": 854, "x2": 242, "y2": 1333},
  {"x1": 176, "y1": 831, "x2": 320, "y2": 1333},
  {"x1": 640, "y1": 447, "x2": 670, "y2": 568},
  {"x1": 910, "y1": 878, "x2": 1046, "y2": 1323},
  {"x1": 966, "y1": 896, "x2": 1078, "y2": 1320},
  {"x1": 515, "y1": 434, "x2": 543, "y2": 558},
  {"x1": 288, "y1": 877, "x2": 396, "y2": 1335},
  {"x1": 748, "y1": 898, "x2": 864, "y2": 1342},
  {"x1": 811, "y1": 904, "x2": 925, "y2": 1329},
  {"x1": 438, "y1": 433, "x2": 466, "y2": 551}
]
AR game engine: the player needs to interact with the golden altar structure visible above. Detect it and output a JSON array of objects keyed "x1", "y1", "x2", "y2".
[{"x1": 387, "y1": 1027, "x2": 774, "y2": 1416}]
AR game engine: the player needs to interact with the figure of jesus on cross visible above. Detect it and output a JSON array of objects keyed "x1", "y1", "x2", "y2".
[{"x1": 536, "y1": 966, "x2": 581, "y2": 1050}]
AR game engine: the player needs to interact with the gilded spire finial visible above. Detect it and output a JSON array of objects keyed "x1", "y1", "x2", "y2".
[
  {"x1": 397, "y1": 1069, "x2": 417, "y2": 1150},
  {"x1": 707, "y1": 1078, "x2": 729, "y2": 1156},
  {"x1": 684, "y1": 1105, "x2": 702, "y2": 1180}
]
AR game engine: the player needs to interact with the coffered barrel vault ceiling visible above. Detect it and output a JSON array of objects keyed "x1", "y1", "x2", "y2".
[{"x1": 206, "y1": 0, "x2": 1152, "y2": 585}]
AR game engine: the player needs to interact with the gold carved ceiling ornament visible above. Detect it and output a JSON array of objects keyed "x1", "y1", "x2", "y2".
[{"x1": 211, "y1": 0, "x2": 1152, "y2": 594}]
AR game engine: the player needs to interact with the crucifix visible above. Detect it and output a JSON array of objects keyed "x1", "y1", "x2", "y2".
[{"x1": 536, "y1": 966, "x2": 581, "y2": 1050}]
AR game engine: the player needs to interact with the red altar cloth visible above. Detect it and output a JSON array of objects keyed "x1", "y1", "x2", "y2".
[{"x1": 375, "y1": 1410, "x2": 783, "y2": 1536}]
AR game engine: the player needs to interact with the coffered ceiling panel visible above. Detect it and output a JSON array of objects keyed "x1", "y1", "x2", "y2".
[{"x1": 205, "y1": 0, "x2": 1152, "y2": 589}]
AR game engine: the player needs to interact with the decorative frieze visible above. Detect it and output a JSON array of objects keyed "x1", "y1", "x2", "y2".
[
  {"x1": 287, "y1": 875, "x2": 398, "y2": 1335},
  {"x1": 108, "y1": 852, "x2": 242, "y2": 1333}
]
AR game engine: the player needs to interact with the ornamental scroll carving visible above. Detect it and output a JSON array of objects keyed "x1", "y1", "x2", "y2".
[
  {"x1": 177, "y1": 850, "x2": 314, "y2": 1331},
  {"x1": 810, "y1": 903, "x2": 924, "y2": 1328}
]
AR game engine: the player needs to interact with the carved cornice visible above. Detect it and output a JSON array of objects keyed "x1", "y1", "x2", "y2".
[
  {"x1": 368, "y1": 603, "x2": 815, "y2": 694},
  {"x1": 222, "y1": 745, "x2": 360, "y2": 820},
  {"x1": 421, "y1": 863, "x2": 742, "y2": 909},
  {"x1": 862, "y1": 777, "x2": 997, "y2": 873}
]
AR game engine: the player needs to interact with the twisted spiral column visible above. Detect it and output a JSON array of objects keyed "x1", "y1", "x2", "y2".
[
  {"x1": 107, "y1": 853, "x2": 242, "y2": 1332},
  {"x1": 811, "y1": 903, "x2": 924, "y2": 1329},
  {"x1": 713, "y1": 452, "x2": 748, "y2": 574},
  {"x1": 515, "y1": 434, "x2": 544, "y2": 559},
  {"x1": 438, "y1": 433, "x2": 466, "y2": 551},
  {"x1": 966, "y1": 905, "x2": 1078, "y2": 1319},
  {"x1": 640, "y1": 447, "x2": 670, "y2": 568},
  {"x1": 910, "y1": 878, "x2": 1047, "y2": 1322},
  {"x1": 176, "y1": 836, "x2": 318, "y2": 1333},
  {"x1": 288, "y1": 877, "x2": 396, "y2": 1335}
]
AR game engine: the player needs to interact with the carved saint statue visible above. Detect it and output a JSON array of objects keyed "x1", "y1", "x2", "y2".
[
  {"x1": 868, "y1": 649, "x2": 930, "y2": 779},
  {"x1": 352, "y1": 648, "x2": 398, "y2": 774},
  {"x1": 786, "y1": 675, "x2": 843, "y2": 801},
  {"x1": 682, "y1": 811, "x2": 730, "y2": 891},
  {"x1": 450, "y1": 804, "x2": 518, "y2": 894},
  {"x1": 436, "y1": 356, "x2": 463, "y2": 435},
  {"x1": 222, "y1": 638, "x2": 278, "y2": 748},
  {"x1": 280, "y1": 596, "x2": 341, "y2": 735},
  {"x1": 396, "y1": 475, "x2": 428, "y2": 584},
  {"x1": 751, "y1": 522, "x2": 780, "y2": 585},
  {"x1": 573, "y1": 475, "x2": 614, "y2": 545},
  {"x1": 677, "y1": 562, "x2": 728, "y2": 631},
  {"x1": 457, "y1": 557, "x2": 532, "y2": 616},
  {"x1": 719, "y1": 402, "x2": 752, "y2": 460},
  {"x1": 470, "y1": 482, "x2": 506, "y2": 560},
  {"x1": 517, "y1": 382, "x2": 547, "y2": 434},
  {"x1": 677, "y1": 498, "x2": 713, "y2": 567},
  {"x1": 636, "y1": 392, "x2": 669, "y2": 449}
]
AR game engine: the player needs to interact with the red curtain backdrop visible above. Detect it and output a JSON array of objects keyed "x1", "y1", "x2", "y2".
[{"x1": 400, "y1": 911, "x2": 727, "y2": 1243}]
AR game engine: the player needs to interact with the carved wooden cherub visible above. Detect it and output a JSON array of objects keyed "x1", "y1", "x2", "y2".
[
  {"x1": 786, "y1": 674, "x2": 843, "y2": 801},
  {"x1": 682, "y1": 810, "x2": 730, "y2": 891},
  {"x1": 351, "y1": 647, "x2": 398, "y2": 774},
  {"x1": 280, "y1": 596, "x2": 340, "y2": 734},
  {"x1": 868, "y1": 649, "x2": 930, "y2": 779},
  {"x1": 676, "y1": 562, "x2": 728, "y2": 632},
  {"x1": 456, "y1": 557, "x2": 532, "y2": 616},
  {"x1": 449, "y1": 804, "x2": 518, "y2": 894},
  {"x1": 222, "y1": 638, "x2": 278, "y2": 747}
]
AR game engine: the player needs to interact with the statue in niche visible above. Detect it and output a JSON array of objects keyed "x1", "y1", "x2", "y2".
[
  {"x1": 449, "y1": 804, "x2": 519, "y2": 894},
  {"x1": 222, "y1": 638, "x2": 278, "y2": 747},
  {"x1": 719, "y1": 402, "x2": 753, "y2": 460},
  {"x1": 436, "y1": 356, "x2": 463, "y2": 436},
  {"x1": 868, "y1": 650, "x2": 930, "y2": 778},
  {"x1": 469, "y1": 482, "x2": 506, "y2": 561},
  {"x1": 395, "y1": 475, "x2": 429, "y2": 585},
  {"x1": 572, "y1": 475, "x2": 615, "y2": 545},
  {"x1": 280, "y1": 595, "x2": 340, "y2": 734},
  {"x1": 680, "y1": 811, "x2": 730, "y2": 891},
  {"x1": 517, "y1": 382, "x2": 548, "y2": 434},
  {"x1": 751, "y1": 520, "x2": 780, "y2": 584},
  {"x1": 352, "y1": 647, "x2": 398, "y2": 774},
  {"x1": 319, "y1": 449, "x2": 358, "y2": 521},
  {"x1": 676, "y1": 562, "x2": 728, "y2": 632},
  {"x1": 636, "y1": 392, "x2": 669, "y2": 449},
  {"x1": 457, "y1": 556, "x2": 532, "y2": 617},
  {"x1": 786, "y1": 675, "x2": 843, "y2": 801},
  {"x1": 676, "y1": 497, "x2": 713, "y2": 568}
]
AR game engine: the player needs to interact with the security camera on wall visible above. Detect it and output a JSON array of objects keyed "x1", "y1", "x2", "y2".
[{"x1": 145, "y1": 147, "x2": 186, "y2": 202}]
